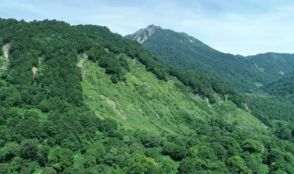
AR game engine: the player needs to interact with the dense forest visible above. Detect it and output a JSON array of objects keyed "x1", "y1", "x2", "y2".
[
  {"x1": 264, "y1": 72, "x2": 294, "y2": 96},
  {"x1": 1, "y1": 18, "x2": 294, "y2": 174}
]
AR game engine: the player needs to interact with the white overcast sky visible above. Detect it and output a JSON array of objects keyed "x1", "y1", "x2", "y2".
[{"x1": 0, "y1": 0, "x2": 293, "y2": 55}]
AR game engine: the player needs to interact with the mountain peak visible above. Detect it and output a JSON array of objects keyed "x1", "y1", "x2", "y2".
[
  {"x1": 126, "y1": 24, "x2": 161, "y2": 44},
  {"x1": 145, "y1": 24, "x2": 161, "y2": 30}
]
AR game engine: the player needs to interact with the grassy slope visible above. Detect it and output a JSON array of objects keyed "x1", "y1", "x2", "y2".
[{"x1": 82, "y1": 55, "x2": 267, "y2": 136}]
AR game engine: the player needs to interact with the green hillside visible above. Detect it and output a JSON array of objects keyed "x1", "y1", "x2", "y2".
[
  {"x1": 82, "y1": 54, "x2": 266, "y2": 134},
  {"x1": 127, "y1": 25, "x2": 294, "y2": 92},
  {"x1": 1, "y1": 19, "x2": 294, "y2": 174}
]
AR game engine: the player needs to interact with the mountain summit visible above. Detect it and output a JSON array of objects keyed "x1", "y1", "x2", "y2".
[{"x1": 126, "y1": 25, "x2": 161, "y2": 44}]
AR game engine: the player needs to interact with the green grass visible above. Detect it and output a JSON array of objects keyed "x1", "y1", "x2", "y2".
[{"x1": 82, "y1": 57, "x2": 268, "y2": 135}]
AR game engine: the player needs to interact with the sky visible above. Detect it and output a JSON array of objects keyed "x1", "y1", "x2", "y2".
[{"x1": 0, "y1": 0, "x2": 293, "y2": 55}]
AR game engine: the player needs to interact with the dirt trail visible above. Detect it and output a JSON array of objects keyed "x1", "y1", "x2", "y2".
[{"x1": 2, "y1": 43, "x2": 11, "y2": 60}]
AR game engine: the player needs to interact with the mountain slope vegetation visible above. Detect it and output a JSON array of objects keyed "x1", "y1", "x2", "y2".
[
  {"x1": 127, "y1": 25, "x2": 294, "y2": 92},
  {"x1": 0, "y1": 18, "x2": 294, "y2": 174}
]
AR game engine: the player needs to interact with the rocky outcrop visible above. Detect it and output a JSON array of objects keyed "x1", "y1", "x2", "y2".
[
  {"x1": 126, "y1": 25, "x2": 161, "y2": 44},
  {"x1": 2, "y1": 43, "x2": 11, "y2": 60}
]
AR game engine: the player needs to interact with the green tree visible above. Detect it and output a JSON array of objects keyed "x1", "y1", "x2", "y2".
[
  {"x1": 126, "y1": 154, "x2": 162, "y2": 174},
  {"x1": 227, "y1": 155, "x2": 252, "y2": 174},
  {"x1": 48, "y1": 147, "x2": 74, "y2": 172},
  {"x1": 242, "y1": 139, "x2": 263, "y2": 153},
  {"x1": 20, "y1": 139, "x2": 39, "y2": 160}
]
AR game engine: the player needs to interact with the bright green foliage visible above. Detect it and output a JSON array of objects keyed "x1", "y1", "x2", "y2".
[
  {"x1": 48, "y1": 147, "x2": 74, "y2": 172},
  {"x1": 227, "y1": 155, "x2": 251, "y2": 174},
  {"x1": 126, "y1": 154, "x2": 162, "y2": 174},
  {"x1": 82, "y1": 59, "x2": 265, "y2": 134},
  {"x1": 242, "y1": 139, "x2": 263, "y2": 153}
]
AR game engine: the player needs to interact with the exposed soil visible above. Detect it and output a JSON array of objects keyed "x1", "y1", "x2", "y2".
[
  {"x1": 2, "y1": 43, "x2": 11, "y2": 60},
  {"x1": 32, "y1": 66, "x2": 38, "y2": 78}
]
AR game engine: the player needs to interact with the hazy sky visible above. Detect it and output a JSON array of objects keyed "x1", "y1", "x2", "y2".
[{"x1": 0, "y1": 0, "x2": 293, "y2": 55}]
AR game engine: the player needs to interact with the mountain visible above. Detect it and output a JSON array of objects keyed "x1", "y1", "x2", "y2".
[
  {"x1": 127, "y1": 25, "x2": 294, "y2": 92},
  {"x1": 1, "y1": 18, "x2": 294, "y2": 173}
]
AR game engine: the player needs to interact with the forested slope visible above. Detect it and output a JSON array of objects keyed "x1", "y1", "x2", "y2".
[
  {"x1": 264, "y1": 72, "x2": 294, "y2": 96},
  {"x1": 0, "y1": 19, "x2": 294, "y2": 174}
]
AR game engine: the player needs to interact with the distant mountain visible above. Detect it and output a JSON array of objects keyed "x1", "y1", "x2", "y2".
[
  {"x1": 248, "y1": 53, "x2": 294, "y2": 80},
  {"x1": 127, "y1": 25, "x2": 294, "y2": 92}
]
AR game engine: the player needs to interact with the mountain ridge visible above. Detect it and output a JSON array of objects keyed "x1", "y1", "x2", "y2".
[
  {"x1": 127, "y1": 25, "x2": 294, "y2": 92},
  {"x1": 128, "y1": 25, "x2": 294, "y2": 57}
]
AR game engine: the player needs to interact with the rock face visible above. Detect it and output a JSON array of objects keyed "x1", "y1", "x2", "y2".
[
  {"x1": 2, "y1": 43, "x2": 11, "y2": 60},
  {"x1": 77, "y1": 54, "x2": 88, "y2": 77},
  {"x1": 0, "y1": 44, "x2": 10, "y2": 72},
  {"x1": 126, "y1": 25, "x2": 160, "y2": 44},
  {"x1": 32, "y1": 66, "x2": 38, "y2": 78}
]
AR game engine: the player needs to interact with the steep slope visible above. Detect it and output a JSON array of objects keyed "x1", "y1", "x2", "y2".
[
  {"x1": 82, "y1": 54, "x2": 266, "y2": 134},
  {"x1": 127, "y1": 25, "x2": 294, "y2": 92},
  {"x1": 1, "y1": 19, "x2": 294, "y2": 174}
]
